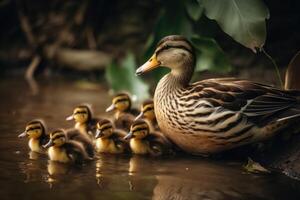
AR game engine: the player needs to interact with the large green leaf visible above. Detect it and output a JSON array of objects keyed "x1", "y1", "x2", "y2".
[
  {"x1": 200, "y1": 0, "x2": 269, "y2": 52},
  {"x1": 105, "y1": 53, "x2": 149, "y2": 101},
  {"x1": 191, "y1": 36, "x2": 232, "y2": 73}
]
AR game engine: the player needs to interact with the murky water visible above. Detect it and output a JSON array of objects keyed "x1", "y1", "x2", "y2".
[{"x1": 1, "y1": 76, "x2": 300, "y2": 200}]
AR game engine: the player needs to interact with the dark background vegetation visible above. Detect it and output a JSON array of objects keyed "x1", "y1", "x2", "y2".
[{"x1": 0, "y1": 0, "x2": 299, "y2": 91}]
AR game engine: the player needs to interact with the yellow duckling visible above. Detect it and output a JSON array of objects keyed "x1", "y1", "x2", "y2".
[
  {"x1": 135, "y1": 99, "x2": 159, "y2": 131},
  {"x1": 105, "y1": 93, "x2": 139, "y2": 131},
  {"x1": 43, "y1": 129, "x2": 93, "y2": 164},
  {"x1": 66, "y1": 104, "x2": 101, "y2": 138},
  {"x1": 95, "y1": 119, "x2": 128, "y2": 154},
  {"x1": 18, "y1": 120, "x2": 48, "y2": 153},
  {"x1": 124, "y1": 120, "x2": 172, "y2": 156}
]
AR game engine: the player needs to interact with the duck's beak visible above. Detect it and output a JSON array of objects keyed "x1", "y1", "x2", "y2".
[
  {"x1": 135, "y1": 112, "x2": 144, "y2": 121},
  {"x1": 105, "y1": 104, "x2": 115, "y2": 112},
  {"x1": 95, "y1": 129, "x2": 103, "y2": 139},
  {"x1": 18, "y1": 131, "x2": 27, "y2": 138},
  {"x1": 124, "y1": 132, "x2": 133, "y2": 140},
  {"x1": 66, "y1": 115, "x2": 74, "y2": 121},
  {"x1": 136, "y1": 54, "x2": 161, "y2": 75},
  {"x1": 43, "y1": 140, "x2": 53, "y2": 148}
]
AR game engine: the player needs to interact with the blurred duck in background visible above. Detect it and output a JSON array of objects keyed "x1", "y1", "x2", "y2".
[{"x1": 105, "y1": 93, "x2": 139, "y2": 131}]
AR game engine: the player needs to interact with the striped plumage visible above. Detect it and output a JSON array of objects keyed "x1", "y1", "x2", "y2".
[{"x1": 136, "y1": 35, "x2": 300, "y2": 155}]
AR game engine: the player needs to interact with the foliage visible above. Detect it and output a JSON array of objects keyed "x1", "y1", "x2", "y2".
[
  {"x1": 105, "y1": 53, "x2": 149, "y2": 101},
  {"x1": 200, "y1": 0, "x2": 270, "y2": 53},
  {"x1": 108, "y1": 0, "x2": 270, "y2": 98}
]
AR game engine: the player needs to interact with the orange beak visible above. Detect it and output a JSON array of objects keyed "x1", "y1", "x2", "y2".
[{"x1": 136, "y1": 54, "x2": 161, "y2": 75}]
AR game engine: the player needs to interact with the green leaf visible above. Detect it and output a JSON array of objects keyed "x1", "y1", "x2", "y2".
[
  {"x1": 200, "y1": 0, "x2": 270, "y2": 52},
  {"x1": 191, "y1": 36, "x2": 232, "y2": 73},
  {"x1": 185, "y1": 0, "x2": 203, "y2": 21},
  {"x1": 105, "y1": 53, "x2": 149, "y2": 101}
]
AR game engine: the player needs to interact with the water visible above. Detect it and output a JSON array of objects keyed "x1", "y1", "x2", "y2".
[{"x1": 1, "y1": 76, "x2": 300, "y2": 200}]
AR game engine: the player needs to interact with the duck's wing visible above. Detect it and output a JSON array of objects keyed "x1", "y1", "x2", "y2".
[
  {"x1": 111, "y1": 130, "x2": 130, "y2": 152},
  {"x1": 65, "y1": 141, "x2": 93, "y2": 164},
  {"x1": 115, "y1": 113, "x2": 135, "y2": 131},
  {"x1": 187, "y1": 78, "x2": 300, "y2": 126},
  {"x1": 67, "y1": 129, "x2": 94, "y2": 158}
]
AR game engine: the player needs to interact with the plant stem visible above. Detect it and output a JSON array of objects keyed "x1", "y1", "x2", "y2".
[{"x1": 261, "y1": 48, "x2": 283, "y2": 88}]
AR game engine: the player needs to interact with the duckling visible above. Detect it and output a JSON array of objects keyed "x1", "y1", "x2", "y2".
[
  {"x1": 106, "y1": 93, "x2": 139, "y2": 131},
  {"x1": 135, "y1": 99, "x2": 159, "y2": 131},
  {"x1": 66, "y1": 104, "x2": 100, "y2": 138},
  {"x1": 95, "y1": 119, "x2": 128, "y2": 154},
  {"x1": 19, "y1": 119, "x2": 94, "y2": 157},
  {"x1": 124, "y1": 120, "x2": 172, "y2": 156},
  {"x1": 43, "y1": 129, "x2": 93, "y2": 164},
  {"x1": 18, "y1": 120, "x2": 48, "y2": 153}
]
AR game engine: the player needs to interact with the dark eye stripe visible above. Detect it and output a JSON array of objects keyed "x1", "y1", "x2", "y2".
[
  {"x1": 26, "y1": 126, "x2": 41, "y2": 132},
  {"x1": 75, "y1": 111, "x2": 87, "y2": 114},
  {"x1": 156, "y1": 45, "x2": 193, "y2": 55},
  {"x1": 114, "y1": 98, "x2": 128, "y2": 104},
  {"x1": 143, "y1": 107, "x2": 154, "y2": 113},
  {"x1": 52, "y1": 135, "x2": 64, "y2": 140},
  {"x1": 132, "y1": 127, "x2": 147, "y2": 133},
  {"x1": 100, "y1": 126, "x2": 112, "y2": 131}
]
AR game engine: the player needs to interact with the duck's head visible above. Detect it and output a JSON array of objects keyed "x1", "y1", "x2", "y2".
[
  {"x1": 66, "y1": 105, "x2": 92, "y2": 123},
  {"x1": 124, "y1": 120, "x2": 149, "y2": 140},
  {"x1": 136, "y1": 35, "x2": 195, "y2": 81},
  {"x1": 106, "y1": 93, "x2": 131, "y2": 113},
  {"x1": 18, "y1": 120, "x2": 46, "y2": 139},
  {"x1": 95, "y1": 119, "x2": 113, "y2": 139},
  {"x1": 44, "y1": 130, "x2": 67, "y2": 148},
  {"x1": 135, "y1": 99, "x2": 155, "y2": 121}
]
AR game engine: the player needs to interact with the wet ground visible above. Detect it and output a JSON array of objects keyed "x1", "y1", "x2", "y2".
[{"x1": 1, "y1": 76, "x2": 300, "y2": 200}]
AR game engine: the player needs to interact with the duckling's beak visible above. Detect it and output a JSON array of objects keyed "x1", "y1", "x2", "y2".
[
  {"x1": 95, "y1": 129, "x2": 103, "y2": 138},
  {"x1": 105, "y1": 104, "x2": 115, "y2": 112},
  {"x1": 124, "y1": 132, "x2": 133, "y2": 140},
  {"x1": 135, "y1": 112, "x2": 144, "y2": 121},
  {"x1": 18, "y1": 131, "x2": 27, "y2": 138},
  {"x1": 66, "y1": 115, "x2": 74, "y2": 121},
  {"x1": 136, "y1": 54, "x2": 161, "y2": 75},
  {"x1": 43, "y1": 140, "x2": 53, "y2": 148}
]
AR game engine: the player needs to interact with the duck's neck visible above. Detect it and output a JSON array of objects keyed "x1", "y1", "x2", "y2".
[{"x1": 157, "y1": 61, "x2": 194, "y2": 95}]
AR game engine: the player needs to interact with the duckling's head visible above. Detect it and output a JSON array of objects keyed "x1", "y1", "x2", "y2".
[
  {"x1": 66, "y1": 105, "x2": 92, "y2": 123},
  {"x1": 18, "y1": 120, "x2": 46, "y2": 139},
  {"x1": 44, "y1": 130, "x2": 67, "y2": 148},
  {"x1": 136, "y1": 35, "x2": 195, "y2": 80},
  {"x1": 135, "y1": 99, "x2": 155, "y2": 121},
  {"x1": 106, "y1": 93, "x2": 131, "y2": 113},
  {"x1": 124, "y1": 120, "x2": 149, "y2": 140},
  {"x1": 95, "y1": 119, "x2": 113, "y2": 139}
]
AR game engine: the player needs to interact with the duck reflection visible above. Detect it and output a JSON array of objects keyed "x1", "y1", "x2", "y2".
[
  {"x1": 95, "y1": 154, "x2": 130, "y2": 189},
  {"x1": 128, "y1": 156, "x2": 157, "y2": 192},
  {"x1": 18, "y1": 151, "x2": 46, "y2": 183},
  {"x1": 151, "y1": 158, "x2": 273, "y2": 200}
]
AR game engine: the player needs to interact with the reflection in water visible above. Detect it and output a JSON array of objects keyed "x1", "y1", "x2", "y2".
[{"x1": 1, "y1": 77, "x2": 300, "y2": 200}]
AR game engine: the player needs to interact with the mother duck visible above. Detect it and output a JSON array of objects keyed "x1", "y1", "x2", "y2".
[{"x1": 136, "y1": 35, "x2": 300, "y2": 155}]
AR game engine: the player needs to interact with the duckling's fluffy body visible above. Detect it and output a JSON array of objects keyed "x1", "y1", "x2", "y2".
[
  {"x1": 96, "y1": 133, "x2": 126, "y2": 154},
  {"x1": 45, "y1": 130, "x2": 92, "y2": 164}
]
